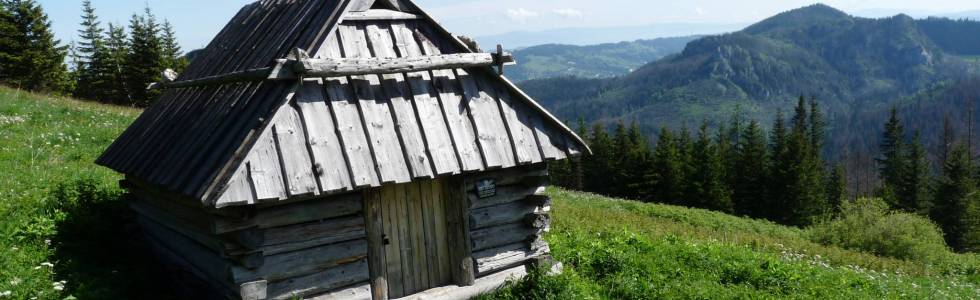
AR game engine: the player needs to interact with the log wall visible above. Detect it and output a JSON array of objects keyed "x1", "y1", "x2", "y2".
[
  {"x1": 460, "y1": 164, "x2": 553, "y2": 277},
  {"x1": 128, "y1": 183, "x2": 371, "y2": 300}
]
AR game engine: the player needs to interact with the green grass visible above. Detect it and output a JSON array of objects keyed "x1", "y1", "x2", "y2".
[
  {"x1": 0, "y1": 87, "x2": 179, "y2": 299},
  {"x1": 1, "y1": 86, "x2": 979, "y2": 299},
  {"x1": 481, "y1": 190, "x2": 980, "y2": 299}
]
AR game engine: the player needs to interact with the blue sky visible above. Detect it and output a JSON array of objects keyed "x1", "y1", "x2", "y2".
[{"x1": 39, "y1": 0, "x2": 980, "y2": 50}]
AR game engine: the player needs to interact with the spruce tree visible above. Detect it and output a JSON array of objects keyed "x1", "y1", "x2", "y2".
[
  {"x1": 766, "y1": 111, "x2": 790, "y2": 222},
  {"x1": 0, "y1": 0, "x2": 67, "y2": 92},
  {"x1": 687, "y1": 120, "x2": 734, "y2": 213},
  {"x1": 878, "y1": 106, "x2": 907, "y2": 206},
  {"x1": 808, "y1": 97, "x2": 825, "y2": 157},
  {"x1": 124, "y1": 7, "x2": 164, "y2": 106},
  {"x1": 650, "y1": 127, "x2": 685, "y2": 204},
  {"x1": 733, "y1": 120, "x2": 768, "y2": 217},
  {"x1": 826, "y1": 164, "x2": 847, "y2": 215},
  {"x1": 625, "y1": 122, "x2": 653, "y2": 200},
  {"x1": 933, "y1": 144, "x2": 977, "y2": 251},
  {"x1": 104, "y1": 23, "x2": 131, "y2": 104},
  {"x1": 584, "y1": 124, "x2": 614, "y2": 195},
  {"x1": 161, "y1": 19, "x2": 187, "y2": 72},
  {"x1": 611, "y1": 121, "x2": 632, "y2": 198},
  {"x1": 74, "y1": 0, "x2": 105, "y2": 99},
  {"x1": 899, "y1": 132, "x2": 932, "y2": 214}
]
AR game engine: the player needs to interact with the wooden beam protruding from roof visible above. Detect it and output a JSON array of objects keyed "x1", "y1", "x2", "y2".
[{"x1": 151, "y1": 49, "x2": 516, "y2": 90}]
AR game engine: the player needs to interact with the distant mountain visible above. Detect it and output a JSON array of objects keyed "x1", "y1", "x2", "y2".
[
  {"x1": 520, "y1": 4, "x2": 980, "y2": 160},
  {"x1": 506, "y1": 36, "x2": 700, "y2": 82},
  {"x1": 476, "y1": 23, "x2": 745, "y2": 48}
]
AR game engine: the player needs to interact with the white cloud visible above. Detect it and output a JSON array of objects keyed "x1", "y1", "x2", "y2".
[
  {"x1": 507, "y1": 8, "x2": 540, "y2": 22},
  {"x1": 694, "y1": 7, "x2": 706, "y2": 15},
  {"x1": 554, "y1": 8, "x2": 585, "y2": 19}
]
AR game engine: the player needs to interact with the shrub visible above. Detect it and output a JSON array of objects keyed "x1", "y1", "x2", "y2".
[{"x1": 808, "y1": 198, "x2": 950, "y2": 263}]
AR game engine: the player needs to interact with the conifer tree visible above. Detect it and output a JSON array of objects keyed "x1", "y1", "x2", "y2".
[
  {"x1": 899, "y1": 132, "x2": 932, "y2": 214},
  {"x1": 766, "y1": 111, "x2": 790, "y2": 221},
  {"x1": 687, "y1": 120, "x2": 734, "y2": 213},
  {"x1": 809, "y1": 98, "x2": 825, "y2": 158},
  {"x1": 0, "y1": 0, "x2": 67, "y2": 92},
  {"x1": 161, "y1": 19, "x2": 187, "y2": 72},
  {"x1": 584, "y1": 124, "x2": 614, "y2": 195},
  {"x1": 611, "y1": 121, "x2": 632, "y2": 198},
  {"x1": 933, "y1": 144, "x2": 977, "y2": 251},
  {"x1": 650, "y1": 127, "x2": 685, "y2": 204},
  {"x1": 878, "y1": 107, "x2": 907, "y2": 205},
  {"x1": 104, "y1": 23, "x2": 131, "y2": 104},
  {"x1": 74, "y1": 0, "x2": 105, "y2": 99},
  {"x1": 733, "y1": 120, "x2": 768, "y2": 217},
  {"x1": 624, "y1": 122, "x2": 653, "y2": 199},
  {"x1": 125, "y1": 7, "x2": 164, "y2": 106},
  {"x1": 826, "y1": 164, "x2": 847, "y2": 215}
]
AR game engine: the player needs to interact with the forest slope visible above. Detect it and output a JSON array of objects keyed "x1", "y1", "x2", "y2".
[{"x1": 520, "y1": 4, "x2": 980, "y2": 163}]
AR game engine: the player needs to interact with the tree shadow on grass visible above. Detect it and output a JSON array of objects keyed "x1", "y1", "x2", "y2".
[{"x1": 50, "y1": 179, "x2": 182, "y2": 299}]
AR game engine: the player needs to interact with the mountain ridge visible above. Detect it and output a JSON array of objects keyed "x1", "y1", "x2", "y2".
[{"x1": 519, "y1": 4, "x2": 980, "y2": 163}]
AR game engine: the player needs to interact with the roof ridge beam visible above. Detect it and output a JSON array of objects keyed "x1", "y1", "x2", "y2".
[{"x1": 151, "y1": 48, "x2": 516, "y2": 90}]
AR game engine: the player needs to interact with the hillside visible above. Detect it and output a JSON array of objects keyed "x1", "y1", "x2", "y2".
[
  {"x1": 507, "y1": 36, "x2": 699, "y2": 82},
  {"x1": 1, "y1": 88, "x2": 979, "y2": 299},
  {"x1": 519, "y1": 4, "x2": 980, "y2": 162},
  {"x1": 480, "y1": 190, "x2": 980, "y2": 299}
]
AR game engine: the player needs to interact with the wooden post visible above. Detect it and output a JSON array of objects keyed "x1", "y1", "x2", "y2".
[
  {"x1": 445, "y1": 178, "x2": 476, "y2": 286},
  {"x1": 363, "y1": 189, "x2": 389, "y2": 300}
]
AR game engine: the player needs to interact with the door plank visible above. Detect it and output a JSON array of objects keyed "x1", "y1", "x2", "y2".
[
  {"x1": 407, "y1": 181, "x2": 429, "y2": 289},
  {"x1": 381, "y1": 186, "x2": 404, "y2": 297}
]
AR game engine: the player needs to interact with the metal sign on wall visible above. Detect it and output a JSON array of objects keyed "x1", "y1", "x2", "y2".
[{"x1": 477, "y1": 179, "x2": 496, "y2": 198}]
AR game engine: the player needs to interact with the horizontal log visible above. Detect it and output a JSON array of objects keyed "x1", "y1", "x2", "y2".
[
  {"x1": 468, "y1": 185, "x2": 546, "y2": 209},
  {"x1": 470, "y1": 222, "x2": 541, "y2": 252},
  {"x1": 152, "y1": 67, "x2": 272, "y2": 89},
  {"x1": 215, "y1": 194, "x2": 362, "y2": 233},
  {"x1": 129, "y1": 200, "x2": 238, "y2": 255},
  {"x1": 526, "y1": 195, "x2": 552, "y2": 207},
  {"x1": 464, "y1": 165, "x2": 549, "y2": 192},
  {"x1": 231, "y1": 239, "x2": 368, "y2": 283},
  {"x1": 297, "y1": 53, "x2": 502, "y2": 77},
  {"x1": 229, "y1": 215, "x2": 367, "y2": 256},
  {"x1": 141, "y1": 231, "x2": 239, "y2": 300},
  {"x1": 267, "y1": 260, "x2": 370, "y2": 300},
  {"x1": 135, "y1": 217, "x2": 236, "y2": 289},
  {"x1": 469, "y1": 201, "x2": 538, "y2": 229},
  {"x1": 240, "y1": 280, "x2": 267, "y2": 300},
  {"x1": 155, "y1": 52, "x2": 516, "y2": 90},
  {"x1": 473, "y1": 242, "x2": 550, "y2": 275},
  {"x1": 344, "y1": 9, "x2": 420, "y2": 21},
  {"x1": 525, "y1": 212, "x2": 551, "y2": 230},
  {"x1": 307, "y1": 283, "x2": 371, "y2": 300}
]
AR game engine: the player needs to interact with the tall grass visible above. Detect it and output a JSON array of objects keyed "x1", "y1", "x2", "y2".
[
  {"x1": 0, "y1": 87, "x2": 176, "y2": 299},
  {"x1": 481, "y1": 190, "x2": 980, "y2": 299}
]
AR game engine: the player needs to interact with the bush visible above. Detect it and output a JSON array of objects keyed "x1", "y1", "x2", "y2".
[{"x1": 808, "y1": 198, "x2": 950, "y2": 263}]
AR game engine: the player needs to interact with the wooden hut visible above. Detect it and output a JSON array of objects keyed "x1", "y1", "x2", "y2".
[{"x1": 96, "y1": 0, "x2": 589, "y2": 299}]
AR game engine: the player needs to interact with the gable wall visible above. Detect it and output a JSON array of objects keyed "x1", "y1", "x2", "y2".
[{"x1": 213, "y1": 18, "x2": 581, "y2": 208}]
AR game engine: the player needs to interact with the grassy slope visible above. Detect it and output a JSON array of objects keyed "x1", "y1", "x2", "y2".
[
  {"x1": 0, "y1": 87, "x2": 978, "y2": 299},
  {"x1": 483, "y1": 190, "x2": 980, "y2": 299},
  {"x1": 0, "y1": 87, "x2": 178, "y2": 299}
]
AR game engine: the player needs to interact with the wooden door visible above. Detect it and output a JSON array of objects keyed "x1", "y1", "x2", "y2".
[{"x1": 367, "y1": 179, "x2": 453, "y2": 298}]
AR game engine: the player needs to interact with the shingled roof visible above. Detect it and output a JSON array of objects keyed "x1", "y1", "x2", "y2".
[{"x1": 97, "y1": 0, "x2": 589, "y2": 208}]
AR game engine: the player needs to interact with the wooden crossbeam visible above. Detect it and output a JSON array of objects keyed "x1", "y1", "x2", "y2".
[
  {"x1": 295, "y1": 53, "x2": 495, "y2": 77},
  {"x1": 152, "y1": 49, "x2": 515, "y2": 89}
]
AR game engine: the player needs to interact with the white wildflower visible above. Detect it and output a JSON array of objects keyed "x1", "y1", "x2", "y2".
[
  {"x1": 9, "y1": 278, "x2": 20, "y2": 286},
  {"x1": 0, "y1": 291, "x2": 11, "y2": 298}
]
